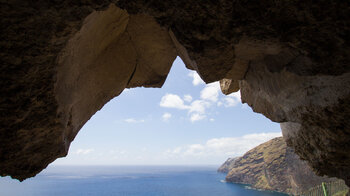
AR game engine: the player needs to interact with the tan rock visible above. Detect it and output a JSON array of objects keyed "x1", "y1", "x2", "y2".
[
  {"x1": 225, "y1": 137, "x2": 342, "y2": 195},
  {"x1": 125, "y1": 14, "x2": 177, "y2": 88}
]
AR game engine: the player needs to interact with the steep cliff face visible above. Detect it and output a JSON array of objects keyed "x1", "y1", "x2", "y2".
[
  {"x1": 225, "y1": 137, "x2": 339, "y2": 195},
  {"x1": 0, "y1": 0, "x2": 349, "y2": 184},
  {"x1": 218, "y1": 158, "x2": 238, "y2": 173}
]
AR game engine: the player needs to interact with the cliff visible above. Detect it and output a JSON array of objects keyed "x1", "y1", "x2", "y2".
[
  {"x1": 224, "y1": 137, "x2": 338, "y2": 195},
  {"x1": 218, "y1": 157, "x2": 238, "y2": 173}
]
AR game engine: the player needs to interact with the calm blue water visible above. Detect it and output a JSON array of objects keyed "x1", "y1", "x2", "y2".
[{"x1": 0, "y1": 166, "x2": 287, "y2": 196}]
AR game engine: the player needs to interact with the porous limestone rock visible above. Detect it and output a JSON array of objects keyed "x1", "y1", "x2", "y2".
[{"x1": 0, "y1": 0, "x2": 349, "y2": 186}]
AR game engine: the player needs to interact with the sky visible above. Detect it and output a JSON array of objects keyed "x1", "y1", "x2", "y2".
[{"x1": 53, "y1": 57, "x2": 281, "y2": 166}]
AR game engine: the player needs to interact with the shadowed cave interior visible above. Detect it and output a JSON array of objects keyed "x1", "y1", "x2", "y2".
[{"x1": 0, "y1": 1, "x2": 349, "y2": 189}]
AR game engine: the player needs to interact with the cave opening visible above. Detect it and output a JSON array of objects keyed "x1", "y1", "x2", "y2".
[
  {"x1": 0, "y1": 57, "x2": 285, "y2": 195},
  {"x1": 1, "y1": 2, "x2": 350, "y2": 195},
  {"x1": 53, "y1": 57, "x2": 281, "y2": 166}
]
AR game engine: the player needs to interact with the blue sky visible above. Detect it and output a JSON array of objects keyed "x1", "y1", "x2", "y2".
[{"x1": 53, "y1": 57, "x2": 281, "y2": 166}]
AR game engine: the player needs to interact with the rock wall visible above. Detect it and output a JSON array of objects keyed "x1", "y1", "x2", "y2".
[
  {"x1": 218, "y1": 157, "x2": 238, "y2": 173},
  {"x1": 224, "y1": 137, "x2": 342, "y2": 195},
  {"x1": 238, "y1": 45, "x2": 350, "y2": 184},
  {"x1": 0, "y1": 0, "x2": 349, "y2": 185},
  {"x1": 0, "y1": 2, "x2": 177, "y2": 181},
  {"x1": 55, "y1": 4, "x2": 177, "y2": 149}
]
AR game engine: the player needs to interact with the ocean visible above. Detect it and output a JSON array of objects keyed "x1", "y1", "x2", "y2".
[{"x1": 0, "y1": 166, "x2": 287, "y2": 196}]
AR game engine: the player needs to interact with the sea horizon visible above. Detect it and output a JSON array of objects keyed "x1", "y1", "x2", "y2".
[{"x1": 0, "y1": 165, "x2": 287, "y2": 196}]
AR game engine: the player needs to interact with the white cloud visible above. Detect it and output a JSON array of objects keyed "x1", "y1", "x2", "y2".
[
  {"x1": 124, "y1": 118, "x2": 145, "y2": 123},
  {"x1": 200, "y1": 82, "x2": 221, "y2": 102},
  {"x1": 162, "y1": 112, "x2": 172, "y2": 121},
  {"x1": 183, "y1": 94, "x2": 193, "y2": 102},
  {"x1": 188, "y1": 71, "x2": 205, "y2": 86},
  {"x1": 190, "y1": 113, "x2": 206, "y2": 122},
  {"x1": 170, "y1": 147, "x2": 182, "y2": 154},
  {"x1": 160, "y1": 94, "x2": 210, "y2": 123},
  {"x1": 242, "y1": 103, "x2": 250, "y2": 109},
  {"x1": 188, "y1": 100, "x2": 210, "y2": 114},
  {"x1": 184, "y1": 144, "x2": 205, "y2": 156},
  {"x1": 228, "y1": 91, "x2": 241, "y2": 100},
  {"x1": 209, "y1": 118, "x2": 215, "y2": 122},
  {"x1": 76, "y1": 149, "x2": 94, "y2": 155},
  {"x1": 224, "y1": 97, "x2": 239, "y2": 107},
  {"x1": 165, "y1": 132, "x2": 282, "y2": 158},
  {"x1": 160, "y1": 94, "x2": 189, "y2": 110},
  {"x1": 159, "y1": 83, "x2": 242, "y2": 123},
  {"x1": 223, "y1": 91, "x2": 241, "y2": 107}
]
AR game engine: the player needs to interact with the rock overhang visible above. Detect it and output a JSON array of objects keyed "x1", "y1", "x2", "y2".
[{"x1": 0, "y1": 1, "x2": 349, "y2": 187}]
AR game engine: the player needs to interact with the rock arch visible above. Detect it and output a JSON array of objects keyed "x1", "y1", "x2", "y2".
[{"x1": 0, "y1": 1, "x2": 349, "y2": 186}]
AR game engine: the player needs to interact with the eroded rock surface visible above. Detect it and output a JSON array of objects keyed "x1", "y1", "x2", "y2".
[
  {"x1": 238, "y1": 47, "x2": 350, "y2": 184},
  {"x1": 224, "y1": 137, "x2": 343, "y2": 195},
  {"x1": 0, "y1": 3, "x2": 177, "y2": 181},
  {"x1": 0, "y1": 0, "x2": 349, "y2": 185},
  {"x1": 56, "y1": 4, "x2": 177, "y2": 148}
]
